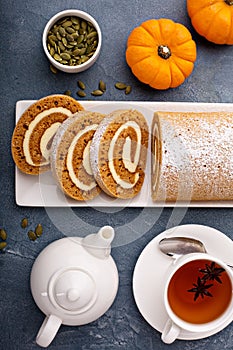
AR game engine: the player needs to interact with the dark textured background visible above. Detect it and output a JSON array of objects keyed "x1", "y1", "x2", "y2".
[{"x1": 1, "y1": 0, "x2": 233, "y2": 349}]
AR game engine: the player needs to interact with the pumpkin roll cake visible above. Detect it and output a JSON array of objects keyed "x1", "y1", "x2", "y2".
[
  {"x1": 90, "y1": 109, "x2": 149, "y2": 199},
  {"x1": 50, "y1": 111, "x2": 105, "y2": 201},
  {"x1": 11, "y1": 95, "x2": 84, "y2": 175},
  {"x1": 151, "y1": 111, "x2": 233, "y2": 202}
]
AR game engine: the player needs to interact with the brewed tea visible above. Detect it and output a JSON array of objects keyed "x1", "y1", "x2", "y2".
[{"x1": 167, "y1": 259, "x2": 232, "y2": 324}]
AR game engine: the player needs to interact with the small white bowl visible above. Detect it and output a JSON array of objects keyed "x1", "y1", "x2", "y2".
[{"x1": 42, "y1": 9, "x2": 102, "y2": 73}]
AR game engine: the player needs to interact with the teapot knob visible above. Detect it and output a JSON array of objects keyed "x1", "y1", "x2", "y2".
[
  {"x1": 49, "y1": 268, "x2": 97, "y2": 313},
  {"x1": 67, "y1": 288, "x2": 80, "y2": 302}
]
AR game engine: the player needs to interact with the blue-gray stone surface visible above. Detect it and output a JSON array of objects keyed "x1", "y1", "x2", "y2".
[{"x1": 1, "y1": 0, "x2": 233, "y2": 349}]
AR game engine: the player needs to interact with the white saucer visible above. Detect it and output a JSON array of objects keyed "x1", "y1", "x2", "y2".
[{"x1": 133, "y1": 224, "x2": 233, "y2": 340}]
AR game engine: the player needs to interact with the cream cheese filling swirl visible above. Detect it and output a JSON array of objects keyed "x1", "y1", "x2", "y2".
[
  {"x1": 67, "y1": 124, "x2": 98, "y2": 191},
  {"x1": 23, "y1": 107, "x2": 73, "y2": 166},
  {"x1": 108, "y1": 121, "x2": 141, "y2": 189}
]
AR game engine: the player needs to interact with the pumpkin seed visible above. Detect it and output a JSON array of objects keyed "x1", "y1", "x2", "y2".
[
  {"x1": 35, "y1": 224, "x2": 43, "y2": 237},
  {"x1": 79, "y1": 47, "x2": 86, "y2": 55},
  {"x1": 58, "y1": 41, "x2": 66, "y2": 51},
  {"x1": 79, "y1": 28, "x2": 86, "y2": 35},
  {"x1": 0, "y1": 242, "x2": 7, "y2": 250},
  {"x1": 49, "y1": 47, "x2": 55, "y2": 56},
  {"x1": 77, "y1": 80, "x2": 86, "y2": 90},
  {"x1": 60, "y1": 52, "x2": 71, "y2": 60},
  {"x1": 28, "y1": 230, "x2": 37, "y2": 241},
  {"x1": 0, "y1": 228, "x2": 7, "y2": 241},
  {"x1": 21, "y1": 218, "x2": 28, "y2": 228},
  {"x1": 58, "y1": 26, "x2": 66, "y2": 37},
  {"x1": 125, "y1": 85, "x2": 132, "y2": 95},
  {"x1": 73, "y1": 24, "x2": 80, "y2": 30},
  {"x1": 62, "y1": 37, "x2": 68, "y2": 46},
  {"x1": 91, "y1": 89, "x2": 103, "y2": 96},
  {"x1": 64, "y1": 90, "x2": 72, "y2": 96},
  {"x1": 81, "y1": 20, "x2": 87, "y2": 30},
  {"x1": 72, "y1": 48, "x2": 81, "y2": 56},
  {"x1": 77, "y1": 34, "x2": 84, "y2": 44},
  {"x1": 66, "y1": 26, "x2": 75, "y2": 34},
  {"x1": 77, "y1": 90, "x2": 86, "y2": 97},
  {"x1": 56, "y1": 32, "x2": 62, "y2": 41},
  {"x1": 71, "y1": 33, "x2": 79, "y2": 40},
  {"x1": 66, "y1": 33, "x2": 75, "y2": 42},
  {"x1": 62, "y1": 20, "x2": 73, "y2": 27},
  {"x1": 60, "y1": 60, "x2": 69, "y2": 64},
  {"x1": 115, "y1": 82, "x2": 127, "y2": 90},
  {"x1": 81, "y1": 56, "x2": 89, "y2": 63},
  {"x1": 87, "y1": 31, "x2": 97, "y2": 39},
  {"x1": 48, "y1": 34, "x2": 57, "y2": 42},
  {"x1": 48, "y1": 38, "x2": 56, "y2": 47},
  {"x1": 99, "y1": 80, "x2": 106, "y2": 92},
  {"x1": 50, "y1": 65, "x2": 58, "y2": 74},
  {"x1": 71, "y1": 16, "x2": 80, "y2": 25},
  {"x1": 54, "y1": 53, "x2": 62, "y2": 61}
]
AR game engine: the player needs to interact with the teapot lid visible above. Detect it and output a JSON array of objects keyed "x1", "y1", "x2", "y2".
[{"x1": 49, "y1": 268, "x2": 97, "y2": 313}]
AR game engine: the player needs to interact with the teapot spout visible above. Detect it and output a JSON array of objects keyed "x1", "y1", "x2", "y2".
[{"x1": 82, "y1": 226, "x2": 115, "y2": 259}]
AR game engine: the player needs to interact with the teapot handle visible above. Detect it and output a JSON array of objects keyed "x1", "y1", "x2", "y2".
[{"x1": 36, "y1": 314, "x2": 62, "y2": 347}]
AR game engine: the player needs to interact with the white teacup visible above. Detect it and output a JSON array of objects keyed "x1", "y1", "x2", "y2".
[{"x1": 161, "y1": 253, "x2": 233, "y2": 344}]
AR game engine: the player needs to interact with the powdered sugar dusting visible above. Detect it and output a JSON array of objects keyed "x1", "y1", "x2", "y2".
[{"x1": 152, "y1": 111, "x2": 233, "y2": 201}]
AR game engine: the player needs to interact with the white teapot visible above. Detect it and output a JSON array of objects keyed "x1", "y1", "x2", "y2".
[{"x1": 30, "y1": 226, "x2": 119, "y2": 347}]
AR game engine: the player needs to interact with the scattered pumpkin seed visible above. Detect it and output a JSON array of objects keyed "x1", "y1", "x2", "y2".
[
  {"x1": 115, "y1": 82, "x2": 127, "y2": 90},
  {"x1": 77, "y1": 90, "x2": 86, "y2": 97},
  {"x1": 46, "y1": 16, "x2": 98, "y2": 67},
  {"x1": 125, "y1": 85, "x2": 132, "y2": 95},
  {"x1": 35, "y1": 224, "x2": 43, "y2": 237},
  {"x1": 0, "y1": 228, "x2": 7, "y2": 241},
  {"x1": 50, "y1": 64, "x2": 58, "y2": 74},
  {"x1": 21, "y1": 218, "x2": 28, "y2": 228},
  {"x1": 64, "y1": 90, "x2": 72, "y2": 96},
  {"x1": 28, "y1": 230, "x2": 37, "y2": 241},
  {"x1": 77, "y1": 80, "x2": 86, "y2": 90},
  {"x1": 91, "y1": 89, "x2": 103, "y2": 96},
  {"x1": 0, "y1": 242, "x2": 7, "y2": 250},
  {"x1": 99, "y1": 80, "x2": 106, "y2": 92}
]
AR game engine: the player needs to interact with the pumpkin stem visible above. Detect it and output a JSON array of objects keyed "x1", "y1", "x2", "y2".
[
  {"x1": 158, "y1": 45, "x2": 171, "y2": 59},
  {"x1": 225, "y1": 0, "x2": 233, "y2": 5}
]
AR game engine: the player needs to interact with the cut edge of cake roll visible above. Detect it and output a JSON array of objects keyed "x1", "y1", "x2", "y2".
[
  {"x1": 90, "y1": 109, "x2": 149, "y2": 199},
  {"x1": 50, "y1": 110, "x2": 106, "y2": 201},
  {"x1": 151, "y1": 111, "x2": 233, "y2": 202},
  {"x1": 11, "y1": 94, "x2": 84, "y2": 175}
]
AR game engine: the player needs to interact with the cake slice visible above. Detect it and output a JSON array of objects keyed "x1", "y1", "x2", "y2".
[
  {"x1": 12, "y1": 95, "x2": 84, "y2": 175},
  {"x1": 50, "y1": 111, "x2": 105, "y2": 201},
  {"x1": 90, "y1": 109, "x2": 149, "y2": 199}
]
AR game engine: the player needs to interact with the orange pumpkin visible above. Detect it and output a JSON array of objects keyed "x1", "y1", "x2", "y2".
[
  {"x1": 126, "y1": 19, "x2": 197, "y2": 90},
  {"x1": 187, "y1": 0, "x2": 233, "y2": 44}
]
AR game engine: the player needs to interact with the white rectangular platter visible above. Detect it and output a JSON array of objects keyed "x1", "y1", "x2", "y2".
[{"x1": 15, "y1": 100, "x2": 233, "y2": 207}]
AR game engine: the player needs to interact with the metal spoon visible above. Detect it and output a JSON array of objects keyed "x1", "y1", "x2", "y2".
[{"x1": 159, "y1": 236, "x2": 233, "y2": 268}]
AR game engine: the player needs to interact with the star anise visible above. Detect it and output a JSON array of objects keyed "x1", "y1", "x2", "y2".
[
  {"x1": 187, "y1": 277, "x2": 213, "y2": 301},
  {"x1": 199, "y1": 262, "x2": 225, "y2": 284}
]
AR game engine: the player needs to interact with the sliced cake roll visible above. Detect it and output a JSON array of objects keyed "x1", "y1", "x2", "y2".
[
  {"x1": 11, "y1": 95, "x2": 84, "y2": 175},
  {"x1": 90, "y1": 109, "x2": 149, "y2": 199},
  {"x1": 50, "y1": 111, "x2": 105, "y2": 201}
]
